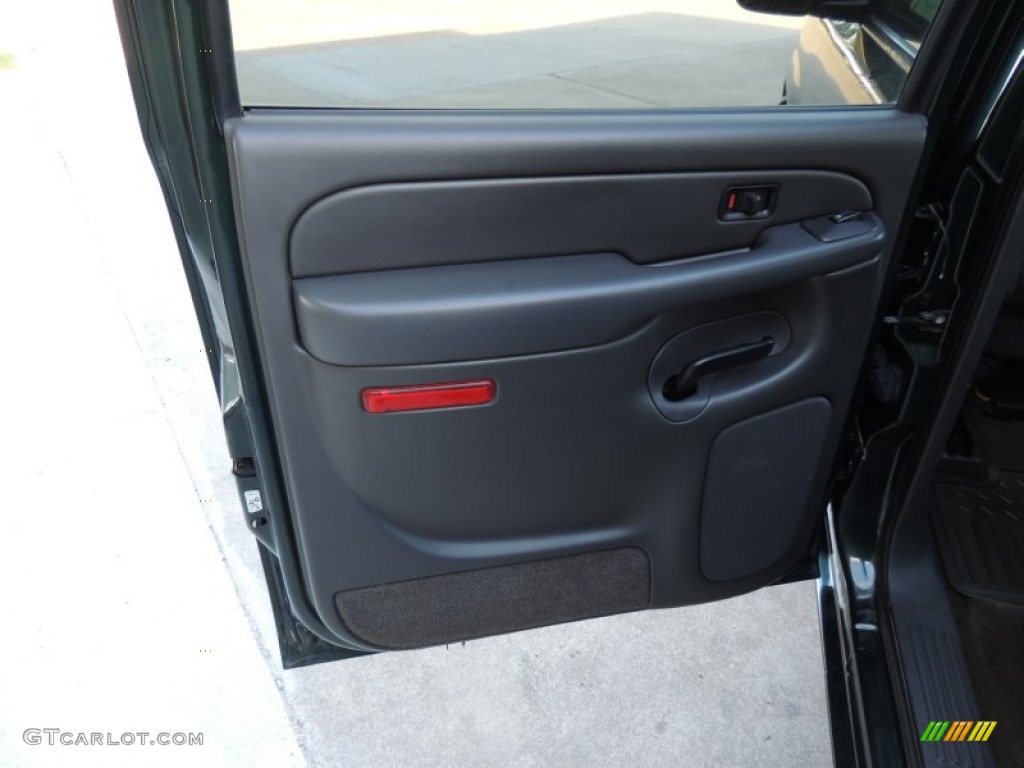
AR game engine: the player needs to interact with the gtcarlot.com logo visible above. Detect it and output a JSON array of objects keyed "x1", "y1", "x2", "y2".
[{"x1": 23, "y1": 729, "x2": 203, "y2": 747}]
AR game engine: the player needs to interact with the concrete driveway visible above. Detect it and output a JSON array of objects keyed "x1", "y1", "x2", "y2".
[
  {"x1": 0, "y1": 2, "x2": 830, "y2": 766},
  {"x1": 229, "y1": 0, "x2": 802, "y2": 107}
]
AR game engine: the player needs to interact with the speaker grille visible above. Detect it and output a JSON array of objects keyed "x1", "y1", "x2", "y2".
[{"x1": 335, "y1": 548, "x2": 650, "y2": 650}]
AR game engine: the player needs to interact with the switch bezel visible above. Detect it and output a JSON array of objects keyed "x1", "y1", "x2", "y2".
[{"x1": 719, "y1": 185, "x2": 779, "y2": 221}]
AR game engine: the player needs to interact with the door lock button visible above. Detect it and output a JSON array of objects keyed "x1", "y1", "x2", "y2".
[
  {"x1": 802, "y1": 210, "x2": 877, "y2": 243},
  {"x1": 720, "y1": 185, "x2": 777, "y2": 221}
]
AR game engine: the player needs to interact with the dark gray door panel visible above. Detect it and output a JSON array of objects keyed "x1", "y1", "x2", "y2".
[
  {"x1": 700, "y1": 397, "x2": 833, "y2": 582},
  {"x1": 304, "y1": 261, "x2": 877, "y2": 542},
  {"x1": 289, "y1": 171, "x2": 872, "y2": 276},
  {"x1": 294, "y1": 260, "x2": 880, "y2": 647},
  {"x1": 225, "y1": 109, "x2": 926, "y2": 650},
  {"x1": 293, "y1": 221, "x2": 884, "y2": 366}
]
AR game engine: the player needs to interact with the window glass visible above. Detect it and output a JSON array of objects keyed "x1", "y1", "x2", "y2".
[
  {"x1": 878, "y1": 0, "x2": 942, "y2": 43},
  {"x1": 908, "y1": 0, "x2": 942, "y2": 24},
  {"x1": 227, "y1": 1, "x2": 943, "y2": 109}
]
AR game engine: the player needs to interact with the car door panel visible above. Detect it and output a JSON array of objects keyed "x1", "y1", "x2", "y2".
[
  {"x1": 288, "y1": 170, "x2": 873, "y2": 276},
  {"x1": 292, "y1": 222, "x2": 883, "y2": 366},
  {"x1": 223, "y1": 109, "x2": 925, "y2": 651}
]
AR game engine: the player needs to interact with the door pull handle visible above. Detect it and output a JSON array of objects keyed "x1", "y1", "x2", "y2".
[{"x1": 662, "y1": 337, "x2": 775, "y2": 401}]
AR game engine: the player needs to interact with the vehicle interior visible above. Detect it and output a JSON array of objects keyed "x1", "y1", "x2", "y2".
[
  {"x1": 881, "y1": 302, "x2": 1024, "y2": 768},
  {"x1": 944, "y1": 333, "x2": 1024, "y2": 768},
  {"x1": 899, "y1": 295, "x2": 1024, "y2": 768},
  {"x1": 877, "y1": 50, "x2": 1024, "y2": 761}
]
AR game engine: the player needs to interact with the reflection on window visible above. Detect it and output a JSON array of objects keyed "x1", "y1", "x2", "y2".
[
  {"x1": 229, "y1": 1, "x2": 805, "y2": 108},
  {"x1": 226, "y1": 0, "x2": 941, "y2": 109}
]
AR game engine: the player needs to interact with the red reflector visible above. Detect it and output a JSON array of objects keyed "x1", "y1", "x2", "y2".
[{"x1": 361, "y1": 380, "x2": 496, "y2": 414}]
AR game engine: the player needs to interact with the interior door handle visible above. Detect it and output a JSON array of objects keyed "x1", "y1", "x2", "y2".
[{"x1": 662, "y1": 336, "x2": 775, "y2": 401}]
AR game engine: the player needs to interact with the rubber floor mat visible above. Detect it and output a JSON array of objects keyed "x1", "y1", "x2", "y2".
[{"x1": 934, "y1": 473, "x2": 1024, "y2": 605}]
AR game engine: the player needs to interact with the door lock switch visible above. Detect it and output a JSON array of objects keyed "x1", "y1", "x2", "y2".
[
  {"x1": 802, "y1": 210, "x2": 878, "y2": 242},
  {"x1": 720, "y1": 185, "x2": 778, "y2": 221},
  {"x1": 828, "y1": 210, "x2": 864, "y2": 224}
]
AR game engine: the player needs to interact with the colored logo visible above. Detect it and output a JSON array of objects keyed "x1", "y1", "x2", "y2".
[{"x1": 920, "y1": 721, "x2": 996, "y2": 742}]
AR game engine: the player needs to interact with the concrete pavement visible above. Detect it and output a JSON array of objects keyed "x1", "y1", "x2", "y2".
[{"x1": 230, "y1": 1, "x2": 802, "y2": 107}]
